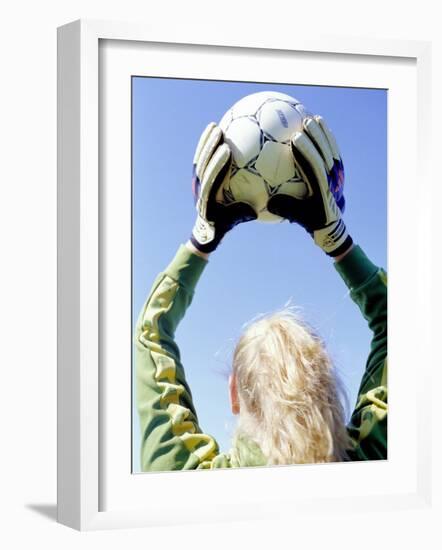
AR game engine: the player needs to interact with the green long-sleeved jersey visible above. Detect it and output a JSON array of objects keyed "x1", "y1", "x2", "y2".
[{"x1": 135, "y1": 244, "x2": 387, "y2": 471}]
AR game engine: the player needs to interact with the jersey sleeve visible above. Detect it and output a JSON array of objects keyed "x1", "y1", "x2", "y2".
[
  {"x1": 334, "y1": 245, "x2": 388, "y2": 460},
  {"x1": 135, "y1": 245, "x2": 230, "y2": 471}
]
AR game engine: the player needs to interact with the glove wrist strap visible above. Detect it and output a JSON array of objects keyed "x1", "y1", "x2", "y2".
[
  {"x1": 313, "y1": 219, "x2": 353, "y2": 257},
  {"x1": 191, "y1": 215, "x2": 221, "y2": 253}
]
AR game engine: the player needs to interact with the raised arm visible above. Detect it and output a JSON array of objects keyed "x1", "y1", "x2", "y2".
[
  {"x1": 135, "y1": 244, "x2": 218, "y2": 471},
  {"x1": 334, "y1": 246, "x2": 387, "y2": 460},
  {"x1": 267, "y1": 113, "x2": 387, "y2": 460},
  {"x1": 136, "y1": 123, "x2": 256, "y2": 471}
]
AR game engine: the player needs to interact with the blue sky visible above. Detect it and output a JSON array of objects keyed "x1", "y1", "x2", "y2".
[{"x1": 132, "y1": 77, "x2": 387, "y2": 472}]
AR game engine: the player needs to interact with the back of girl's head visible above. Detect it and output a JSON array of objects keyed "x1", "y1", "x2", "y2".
[{"x1": 232, "y1": 309, "x2": 350, "y2": 465}]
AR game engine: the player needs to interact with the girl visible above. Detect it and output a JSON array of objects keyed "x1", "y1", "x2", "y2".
[{"x1": 135, "y1": 115, "x2": 387, "y2": 470}]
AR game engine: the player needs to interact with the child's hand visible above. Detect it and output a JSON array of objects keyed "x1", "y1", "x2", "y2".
[
  {"x1": 267, "y1": 115, "x2": 352, "y2": 257},
  {"x1": 190, "y1": 123, "x2": 257, "y2": 253}
]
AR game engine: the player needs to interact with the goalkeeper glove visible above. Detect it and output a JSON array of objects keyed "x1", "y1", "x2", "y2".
[
  {"x1": 267, "y1": 115, "x2": 352, "y2": 257},
  {"x1": 190, "y1": 122, "x2": 257, "y2": 253}
]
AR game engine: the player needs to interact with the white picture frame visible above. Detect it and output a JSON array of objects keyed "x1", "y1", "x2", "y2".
[{"x1": 57, "y1": 19, "x2": 433, "y2": 531}]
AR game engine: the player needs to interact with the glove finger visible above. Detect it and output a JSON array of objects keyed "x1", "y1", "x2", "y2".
[
  {"x1": 192, "y1": 123, "x2": 218, "y2": 204},
  {"x1": 222, "y1": 201, "x2": 257, "y2": 228},
  {"x1": 291, "y1": 131, "x2": 329, "y2": 196},
  {"x1": 267, "y1": 193, "x2": 303, "y2": 223},
  {"x1": 198, "y1": 143, "x2": 231, "y2": 219},
  {"x1": 193, "y1": 122, "x2": 217, "y2": 165},
  {"x1": 195, "y1": 124, "x2": 223, "y2": 181},
  {"x1": 303, "y1": 117, "x2": 334, "y2": 171},
  {"x1": 314, "y1": 115, "x2": 341, "y2": 161}
]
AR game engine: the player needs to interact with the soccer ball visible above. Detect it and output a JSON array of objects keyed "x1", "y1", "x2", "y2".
[{"x1": 217, "y1": 91, "x2": 310, "y2": 223}]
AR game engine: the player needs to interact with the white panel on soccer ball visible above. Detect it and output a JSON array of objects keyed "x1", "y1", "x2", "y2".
[
  {"x1": 230, "y1": 91, "x2": 300, "y2": 119},
  {"x1": 260, "y1": 91, "x2": 300, "y2": 103},
  {"x1": 219, "y1": 108, "x2": 233, "y2": 131},
  {"x1": 258, "y1": 100, "x2": 303, "y2": 142},
  {"x1": 231, "y1": 92, "x2": 274, "y2": 118},
  {"x1": 255, "y1": 141, "x2": 295, "y2": 186},
  {"x1": 277, "y1": 177, "x2": 308, "y2": 199},
  {"x1": 258, "y1": 208, "x2": 283, "y2": 223},
  {"x1": 226, "y1": 169, "x2": 268, "y2": 215},
  {"x1": 223, "y1": 117, "x2": 262, "y2": 168}
]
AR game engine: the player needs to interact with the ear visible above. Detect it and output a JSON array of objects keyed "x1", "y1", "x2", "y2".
[{"x1": 229, "y1": 373, "x2": 240, "y2": 415}]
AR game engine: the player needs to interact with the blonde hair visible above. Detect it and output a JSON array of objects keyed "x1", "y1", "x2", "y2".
[{"x1": 232, "y1": 309, "x2": 350, "y2": 465}]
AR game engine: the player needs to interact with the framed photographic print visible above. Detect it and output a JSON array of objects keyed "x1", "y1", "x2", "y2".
[{"x1": 57, "y1": 19, "x2": 432, "y2": 530}]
